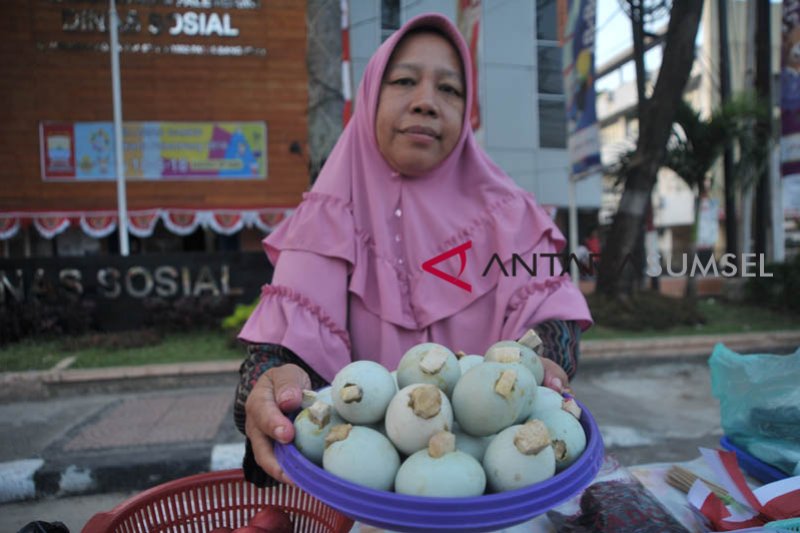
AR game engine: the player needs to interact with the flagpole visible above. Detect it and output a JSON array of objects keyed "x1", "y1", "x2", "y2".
[
  {"x1": 568, "y1": 173, "x2": 579, "y2": 285},
  {"x1": 109, "y1": 0, "x2": 130, "y2": 256}
]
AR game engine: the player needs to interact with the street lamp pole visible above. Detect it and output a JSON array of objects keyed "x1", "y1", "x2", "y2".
[{"x1": 109, "y1": 0, "x2": 130, "y2": 256}]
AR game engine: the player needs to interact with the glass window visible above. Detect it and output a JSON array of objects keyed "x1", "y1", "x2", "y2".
[
  {"x1": 538, "y1": 44, "x2": 563, "y2": 94},
  {"x1": 381, "y1": 0, "x2": 400, "y2": 42},
  {"x1": 539, "y1": 99, "x2": 567, "y2": 148},
  {"x1": 536, "y1": 0, "x2": 558, "y2": 41},
  {"x1": 537, "y1": 0, "x2": 566, "y2": 149}
]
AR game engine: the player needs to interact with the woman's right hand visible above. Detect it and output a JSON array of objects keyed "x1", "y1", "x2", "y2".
[{"x1": 245, "y1": 363, "x2": 311, "y2": 484}]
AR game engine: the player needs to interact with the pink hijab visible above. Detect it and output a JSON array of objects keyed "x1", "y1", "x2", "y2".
[{"x1": 240, "y1": 13, "x2": 592, "y2": 381}]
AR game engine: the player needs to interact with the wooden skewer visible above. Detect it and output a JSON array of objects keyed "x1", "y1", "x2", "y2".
[{"x1": 666, "y1": 465, "x2": 730, "y2": 500}]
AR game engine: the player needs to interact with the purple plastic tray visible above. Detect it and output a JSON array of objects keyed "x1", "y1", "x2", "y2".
[{"x1": 275, "y1": 397, "x2": 605, "y2": 533}]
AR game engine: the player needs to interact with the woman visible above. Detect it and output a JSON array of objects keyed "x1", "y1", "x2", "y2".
[{"x1": 234, "y1": 13, "x2": 592, "y2": 486}]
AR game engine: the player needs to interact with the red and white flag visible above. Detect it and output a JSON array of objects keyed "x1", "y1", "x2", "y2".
[{"x1": 687, "y1": 448, "x2": 800, "y2": 530}]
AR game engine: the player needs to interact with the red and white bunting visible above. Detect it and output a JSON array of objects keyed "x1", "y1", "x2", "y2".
[
  {"x1": 0, "y1": 216, "x2": 21, "y2": 240},
  {"x1": 686, "y1": 448, "x2": 800, "y2": 530},
  {"x1": 128, "y1": 211, "x2": 160, "y2": 238},
  {"x1": 161, "y1": 210, "x2": 200, "y2": 236},
  {"x1": 0, "y1": 208, "x2": 294, "y2": 240},
  {"x1": 207, "y1": 211, "x2": 245, "y2": 235},
  {"x1": 33, "y1": 215, "x2": 70, "y2": 239},
  {"x1": 80, "y1": 214, "x2": 117, "y2": 238},
  {"x1": 250, "y1": 209, "x2": 290, "y2": 233}
]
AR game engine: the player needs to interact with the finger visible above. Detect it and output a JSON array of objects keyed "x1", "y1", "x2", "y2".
[
  {"x1": 247, "y1": 418, "x2": 290, "y2": 483},
  {"x1": 544, "y1": 375, "x2": 564, "y2": 393},
  {"x1": 540, "y1": 358, "x2": 569, "y2": 393},
  {"x1": 248, "y1": 375, "x2": 296, "y2": 445},
  {"x1": 270, "y1": 364, "x2": 312, "y2": 412}
]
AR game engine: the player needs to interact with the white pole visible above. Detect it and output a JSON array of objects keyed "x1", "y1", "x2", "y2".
[
  {"x1": 771, "y1": 143, "x2": 785, "y2": 262},
  {"x1": 742, "y1": 185, "x2": 752, "y2": 255},
  {"x1": 568, "y1": 174, "x2": 579, "y2": 285},
  {"x1": 109, "y1": 0, "x2": 129, "y2": 256}
]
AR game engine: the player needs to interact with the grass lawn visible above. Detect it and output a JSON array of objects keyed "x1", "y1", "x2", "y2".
[
  {"x1": 0, "y1": 331, "x2": 245, "y2": 372},
  {"x1": 2, "y1": 300, "x2": 797, "y2": 372},
  {"x1": 583, "y1": 298, "x2": 800, "y2": 340}
]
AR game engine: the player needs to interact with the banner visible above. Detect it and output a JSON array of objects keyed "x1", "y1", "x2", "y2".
[
  {"x1": 40, "y1": 121, "x2": 267, "y2": 181},
  {"x1": 559, "y1": 0, "x2": 601, "y2": 178},
  {"x1": 457, "y1": 0, "x2": 481, "y2": 131},
  {"x1": 782, "y1": 1, "x2": 800, "y2": 178},
  {"x1": 782, "y1": 1, "x2": 800, "y2": 216}
]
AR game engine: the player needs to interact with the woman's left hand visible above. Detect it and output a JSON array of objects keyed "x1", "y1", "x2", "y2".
[{"x1": 540, "y1": 357, "x2": 569, "y2": 393}]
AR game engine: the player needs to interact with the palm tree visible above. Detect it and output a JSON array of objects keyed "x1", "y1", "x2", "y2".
[
  {"x1": 664, "y1": 95, "x2": 769, "y2": 296},
  {"x1": 610, "y1": 94, "x2": 769, "y2": 297}
]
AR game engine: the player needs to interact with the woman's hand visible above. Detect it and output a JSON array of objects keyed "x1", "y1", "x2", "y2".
[
  {"x1": 540, "y1": 357, "x2": 569, "y2": 393},
  {"x1": 245, "y1": 364, "x2": 311, "y2": 484}
]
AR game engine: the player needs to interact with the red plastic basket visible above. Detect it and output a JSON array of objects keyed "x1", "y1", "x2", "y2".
[{"x1": 81, "y1": 469, "x2": 355, "y2": 533}]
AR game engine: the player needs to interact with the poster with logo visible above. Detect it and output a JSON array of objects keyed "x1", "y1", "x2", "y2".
[
  {"x1": 559, "y1": 0, "x2": 601, "y2": 178},
  {"x1": 40, "y1": 121, "x2": 267, "y2": 181}
]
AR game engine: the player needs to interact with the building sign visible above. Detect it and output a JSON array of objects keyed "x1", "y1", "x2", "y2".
[
  {"x1": 0, "y1": 251, "x2": 270, "y2": 331},
  {"x1": 40, "y1": 0, "x2": 266, "y2": 57},
  {"x1": 40, "y1": 121, "x2": 267, "y2": 181}
]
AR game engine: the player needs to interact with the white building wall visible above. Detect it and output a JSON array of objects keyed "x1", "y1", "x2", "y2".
[{"x1": 347, "y1": 0, "x2": 601, "y2": 209}]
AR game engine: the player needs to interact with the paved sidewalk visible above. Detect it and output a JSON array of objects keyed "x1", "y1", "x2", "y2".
[{"x1": 0, "y1": 330, "x2": 797, "y2": 509}]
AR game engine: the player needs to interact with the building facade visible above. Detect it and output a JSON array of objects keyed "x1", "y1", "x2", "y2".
[
  {"x1": 1, "y1": 0, "x2": 601, "y2": 259},
  {"x1": 1, "y1": 0, "x2": 309, "y2": 257}
]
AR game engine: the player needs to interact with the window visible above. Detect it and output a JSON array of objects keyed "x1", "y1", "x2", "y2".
[
  {"x1": 537, "y1": 45, "x2": 564, "y2": 95},
  {"x1": 539, "y1": 98, "x2": 568, "y2": 149},
  {"x1": 381, "y1": 0, "x2": 400, "y2": 42},
  {"x1": 536, "y1": 0, "x2": 566, "y2": 148}
]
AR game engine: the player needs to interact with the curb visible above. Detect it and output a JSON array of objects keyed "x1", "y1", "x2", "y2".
[
  {"x1": 0, "y1": 361, "x2": 241, "y2": 403},
  {"x1": 2, "y1": 332, "x2": 798, "y2": 401},
  {"x1": 581, "y1": 330, "x2": 800, "y2": 362},
  {"x1": 0, "y1": 443, "x2": 246, "y2": 504}
]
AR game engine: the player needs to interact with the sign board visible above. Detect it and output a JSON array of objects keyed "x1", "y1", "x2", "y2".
[
  {"x1": 0, "y1": 252, "x2": 271, "y2": 331},
  {"x1": 41, "y1": 121, "x2": 267, "y2": 181}
]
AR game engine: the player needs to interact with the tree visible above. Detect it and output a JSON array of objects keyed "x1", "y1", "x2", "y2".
[
  {"x1": 595, "y1": 0, "x2": 703, "y2": 297},
  {"x1": 609, "y1": 96, "x2": 769, "y2": 296},
  {"x1": 307, "y1": 0, "x2": 345, "y2": 183},
  {"x1": 662, "y1": 95, "x2": 769, "y2": 296}
]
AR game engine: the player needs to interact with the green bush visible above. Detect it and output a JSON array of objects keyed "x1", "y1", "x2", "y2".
[
  {"x1": 745, "y1": 253, "x2": 800, "y2": 314},
  {"x1": 222, "y1": 299, "x2": 259, "y2": 333},
  {"x1": 587, "y1": 291, "x2": 706, "y2": 331}
]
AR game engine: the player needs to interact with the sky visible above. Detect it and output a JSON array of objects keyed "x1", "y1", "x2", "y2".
[
  {"x1": 593, "y1": 0, "x2": 784, "y2": 93},
  {"x1": 594, "y1": 0, "x2": 669, "y2": 92}
]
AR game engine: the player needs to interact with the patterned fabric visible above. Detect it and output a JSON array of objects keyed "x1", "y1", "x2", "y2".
[
  {"x1": 234, "y1": 343, "x2": 327, "y2": 435},
  {"x1": 234, "y1": 342, "x2": 328, "y2": 488},
  {"x1": 533, "y1": 319, "x2": 581, "y2": 379}
]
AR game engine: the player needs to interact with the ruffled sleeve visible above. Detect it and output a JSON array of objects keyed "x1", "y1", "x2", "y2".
[
  {"x1": 238, "y1": 249, "x2": 352, "y2": 383},
  {"x1": 499, "y1": 236, "x2": 593, "y2": 342},
  {"x1": 262, "y1": 192, "x2": 355, "y2": 268}
]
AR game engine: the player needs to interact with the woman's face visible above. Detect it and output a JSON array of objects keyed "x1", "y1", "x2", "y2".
[{"x1": 375, "y1": 32, "x2": 465, "y2": 177}]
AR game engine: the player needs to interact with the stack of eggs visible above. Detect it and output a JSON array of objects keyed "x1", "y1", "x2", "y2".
[{"x1": 292, "y1": 329, "x2": 587, "y2": 497}]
